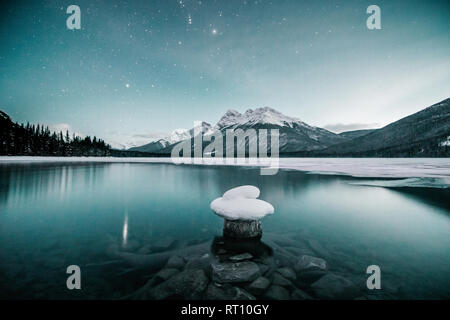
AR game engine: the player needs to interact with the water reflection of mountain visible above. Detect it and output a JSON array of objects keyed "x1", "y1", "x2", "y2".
[{"x1": 0, "y1": 163, "x2": 111, "y2": 208}]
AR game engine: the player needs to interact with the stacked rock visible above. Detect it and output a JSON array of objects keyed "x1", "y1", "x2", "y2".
[{"x1": 210, "y1": 185, "x2": 274, "y2": 238}]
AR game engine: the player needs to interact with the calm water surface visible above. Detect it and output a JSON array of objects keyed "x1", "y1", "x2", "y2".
[{"x1": 0, "y1": 162, "x2": 449, "y2": 299}]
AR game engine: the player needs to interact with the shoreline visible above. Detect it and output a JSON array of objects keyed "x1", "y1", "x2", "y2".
[{"x1": 0, "y1": 156, "x2": 449, "y2": 188}]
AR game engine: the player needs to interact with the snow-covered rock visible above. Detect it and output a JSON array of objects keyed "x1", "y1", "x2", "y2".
[
  {"x1": 211, "y1": 185, "x2": 274, "y2": 238},
  {"x1": 211, "y1": 198, "x2": 274, "y2": 220},
  {"x1": 210, "y1": 186, "x2": 274, "y2": 221},
  {"x1": 223, "y1": 185, "x2": 260, "y2": 200}
]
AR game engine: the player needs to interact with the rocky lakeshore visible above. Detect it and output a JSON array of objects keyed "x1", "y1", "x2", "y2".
[{"x1": 106, "y1": 231, "x2": 393, "y2": 300}]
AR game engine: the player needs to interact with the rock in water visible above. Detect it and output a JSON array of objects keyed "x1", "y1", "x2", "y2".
[
  {"x1": 223, "y1": 219, "x2": 262, "y2": 238},
  {"x1": 206, "y1": 284, "x2": 256, "y2": 300},
  {"x1": 154, "y1": 268, "x2": 180, "y2": 285},
  {"x1": 211, "y1": 261, "x2": 260, "y2": 283},
  {"x1": 311, "y1": 273, "x2": 359, "y2": 299},
  {"x1": 246, "y1": 276, "x2": 271, "y2": 295},
  {"x1": 295, "y1": 270, "x2": 327, "y2": 287},
  {"x1": 277, "y1": 267, "x2": 297, "y2": 281},
  {"x1": 229, "y1": 253, "x2": 253, "y2": 261},
  {"x1": 263, "y1": 285, "x2": 290, "y2": 300},
  {"x1": 291, "y1": 289, "x2": 313, "y2": 300},
  {"x1": 272, "y1": 273, "x2": 295, "y2": 289},
  {"x1": 185, "y1": 254, "x2": 211, "y2": 272},
  {"x1": 205, "y1": 284, "x2": 236, "y2": 300},
  {"x1": 234, "y1": 287, "x2": 256, "y2": 300},
  {"x1": 150, "y1": 269, "x2": 208, "y2": 300},
  {"x1": 151, "y1": 238, "x2": 178, "y2": 252},
  {"x1": 210, "y1": 185, "x2": 274, "y2": 238},
  {"x1": 295, "y1": 255, "x2": 327, "y2": 272},
  {"x1": 166, "y1": 255, "x2": 185, "y2": 269}
]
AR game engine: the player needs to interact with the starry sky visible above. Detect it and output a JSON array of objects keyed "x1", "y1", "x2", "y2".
[{"x1": 0, "y1": 0, "x2": 449, "y2": 147}]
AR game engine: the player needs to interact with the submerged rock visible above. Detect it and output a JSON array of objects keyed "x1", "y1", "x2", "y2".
[
  {"x1": 272, "y1": 273, "x2": 295, "y2": 289},
  {"x1": 263, "y1": 285, "x2": 290, "y2": 300},
  {"x1": 154, "y1": 268, "x2": 179, "y2": 285},
  {"x1": 205, "y1": 283, "x2": 235, "y2": 300},
  {"x1": 229, "y1": 253, "x2": 253, "y2": 262},
  {"x1": 166, "y1": 255, "x2": 185, "y2": 269},
  {"x1": 151, "y1": 238, "x2": 178, "y2": 252},
  {"x1": 185, "y1": 253, "x2": 211, "y2": 273},
  {"x1": 234, "y1": 287, "x2": 256, "y2": 300},
  {"x1": 308, "y1": 239, "x2": 330, "y2": 258},
  {"x1": 137, "y1": 244, "x2": 152, "y2": 254},
  {"x1": 291, "y1": 289, "x2": 313, "y2": 300},
  {"x1": 211, "y1": 261, "x2": 260, "y2": 283},
  {"x1": 295, "y1": 270, "x2": 327, "y2": 287},
  {"x1": 277, "y1": 267, "x2": 296, "y2": 281},
  {"x1": 149, "y1": 269, "x2": 208, "y2": 300},
  {"x1": 258, "y1": 264, "x2": 270, "y2": 276},
  {"x1": 205, "y1": 283, "x2": 256, "y2": 300},
  {"x1": 295, "y1": 255, "x2": 328, "y2": 272},
  {"x1": 246, "y1": 276, "x2": 271, "y2": 296},
  {"x1": 311, "y1": 273, "x2": 359, "y2": 299},
  {"x1": 122, "y1": 239, "x2": 141, "y2": 252}
]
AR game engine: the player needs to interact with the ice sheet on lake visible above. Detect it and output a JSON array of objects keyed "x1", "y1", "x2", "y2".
[
  {"x1": 348, "y1": 177, "x2": 450, "y2": 189},
  {"x1": 1, "y1": 156, "x2": 449, "y2": 188}
]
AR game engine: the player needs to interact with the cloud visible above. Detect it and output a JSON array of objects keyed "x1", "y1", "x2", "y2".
[{"x1": 323, "y1": 122, "x2": 380, "y2": 134}]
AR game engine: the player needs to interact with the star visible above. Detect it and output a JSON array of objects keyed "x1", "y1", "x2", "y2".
[
  {"x1": 125, "y1": 83, "x2": 130, "y2": 88},
  {"x1": 212, "y1": 29, "x2": 218, "y2": 35}
]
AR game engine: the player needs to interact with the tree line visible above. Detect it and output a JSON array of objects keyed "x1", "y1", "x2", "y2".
[{"x1": 0, "y1": 110, "x2": 112, "y2": 156}]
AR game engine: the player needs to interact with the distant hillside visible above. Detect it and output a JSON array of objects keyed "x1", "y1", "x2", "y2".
[
  {"x1": 129, "y1": 99, "x2": 449, "y2": 158},
  {"x1": 338, "y1": 129, "x2": 377, "y2": 140},
  {"x1": 129, "y1": 139, "x2": 170, "y2": 153},
  {"x1": 319, "y1": 98, "x2": 450, "y2": 157}
]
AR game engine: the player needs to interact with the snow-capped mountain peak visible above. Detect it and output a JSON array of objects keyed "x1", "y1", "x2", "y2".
[
  {"x1": 170, "y1": 128, "x2": 191, "y2": 143},
  {"x1": 129, "y1": 106, "x2": 348, "y2": 154},
  {"x1": 215, "y1": 106, "x2": 304, "y2": 130},
  {"x1": 215, "y1": 109, "x2": 242, "y2": 129},
  {"x1": 170, "y1": 121, "x2": 213, "y2": 143}
]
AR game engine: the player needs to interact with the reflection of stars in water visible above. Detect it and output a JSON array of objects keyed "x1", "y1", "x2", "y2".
[
  {"x1": 122, "y1": 211, "x2": 128, "y2": 247},
  {"x1": 125, "y1": 83, "x2": 130, "y2": 88},
  {"x1": 211, "y1": 28, "x2": 217, "y2": 35},
  {"x1": 187, "y1": 14, "x2": 192, "y2": 25}
]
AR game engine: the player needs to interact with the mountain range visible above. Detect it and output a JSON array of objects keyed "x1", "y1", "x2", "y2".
[{"x1": 128, "y1": 98, "x2": 450, "y2": 157}]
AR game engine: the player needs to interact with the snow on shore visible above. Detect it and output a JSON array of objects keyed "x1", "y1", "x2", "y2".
[{"x1": 1, "y1": 156, "x2": 449, "y2": 187}]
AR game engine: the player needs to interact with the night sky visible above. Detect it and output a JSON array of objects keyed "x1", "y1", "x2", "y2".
[{"x1": 0, "y1": 0, "x2": 449, "y2": 147}]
